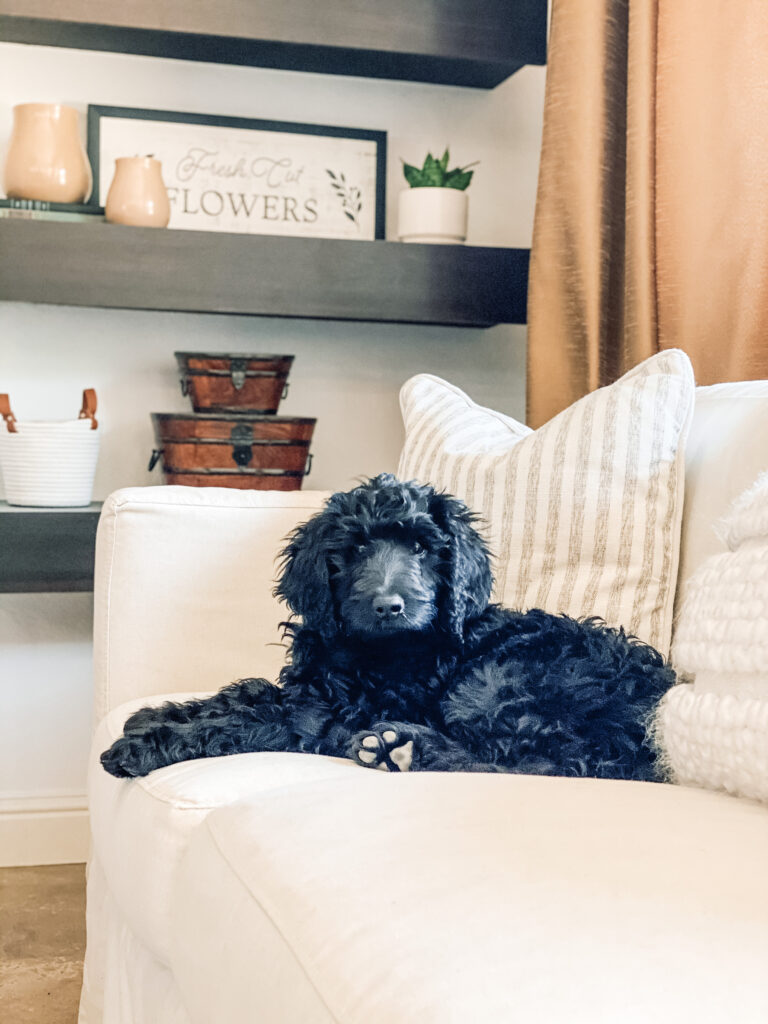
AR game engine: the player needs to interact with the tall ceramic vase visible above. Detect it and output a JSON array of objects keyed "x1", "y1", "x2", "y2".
[
  {"x1": 105, "y1": 157, "x2": 171, "y2": 228},
  {"x1": 3, "y1": 103, "x2": 92, "y2": 204}
]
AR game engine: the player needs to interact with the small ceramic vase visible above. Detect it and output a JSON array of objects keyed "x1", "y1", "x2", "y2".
[
  {"x1": 3, "y1": 103, "x2": 92, "y2": 204},
  {"x1": 105, "y1": 156, "x2": 171, "y2": 228}
]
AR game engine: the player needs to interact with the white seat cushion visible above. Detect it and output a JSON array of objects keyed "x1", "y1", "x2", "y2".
[
  {"x1": 89, "y1": 694, "x2": 358, "y2": 963},
  {"x1": 170, "y1": 772, "x2": 768, "y2": 1024}
]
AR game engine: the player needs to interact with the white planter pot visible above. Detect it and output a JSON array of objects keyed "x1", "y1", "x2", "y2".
[{"x1": 397, "y1": 187, "x2": 468, "y2": 244}]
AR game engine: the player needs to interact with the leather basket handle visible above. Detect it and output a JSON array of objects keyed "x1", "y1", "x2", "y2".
[
  {"x1": 0, "y1": 393, "x2": 17, "y2": 433},
  {"x1": 78, "y1": 388, "x2": 98, "y2": 430}
]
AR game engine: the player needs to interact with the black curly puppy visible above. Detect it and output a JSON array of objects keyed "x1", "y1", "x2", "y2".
[{"x1": 101, "y1": 474, "x2": 675, "y2": 780}]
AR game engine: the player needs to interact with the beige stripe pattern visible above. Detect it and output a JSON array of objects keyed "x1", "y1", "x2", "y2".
[{"x1": 397, "y1": 351, "x2": 695, "y2": 655}]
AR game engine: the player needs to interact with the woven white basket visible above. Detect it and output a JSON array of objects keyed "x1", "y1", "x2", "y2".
[{"x1": 0, "y1": 390, "x2": 100, "y2": 507}]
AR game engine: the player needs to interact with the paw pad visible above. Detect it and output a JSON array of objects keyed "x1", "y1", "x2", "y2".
[{"x1": 353, "y1": 727, "x2": 414, "y2": 772}]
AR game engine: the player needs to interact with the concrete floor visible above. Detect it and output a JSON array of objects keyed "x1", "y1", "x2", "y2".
[{"x1": 0, "y1": 864, "x2": 86, "y2": 1024}]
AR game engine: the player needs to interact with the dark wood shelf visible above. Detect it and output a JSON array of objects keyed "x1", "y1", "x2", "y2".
[
  {"x1": 0, "y1": 1, "x2": 546, "y2": 88},
  {"x1": 0, "y1": 502, "x2": 102, "y2": 592},
  {"x1": 0, "y1": 220, "x2": 529, "y2": 327},
  {"x1": 0, "y1": 3, "x2": 542, "y2": 587}
]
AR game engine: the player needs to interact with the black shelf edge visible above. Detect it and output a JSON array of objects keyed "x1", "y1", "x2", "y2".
[
  {"x1": 0, "y1": 220, "x2": 529, "y2": 327},
  {"x1": 0, "y1": 502, "x2": 102, "y2": 593},
  {"x1": 0, "y1": 1, "x2": 546, "y2": 88}
]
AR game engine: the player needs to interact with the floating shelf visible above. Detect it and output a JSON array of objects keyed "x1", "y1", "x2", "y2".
[
  {"x1": 0, "y1": 220, "x2": 529, "y2": 327},
  {"x1": 0, "y1": 0, "x2": 547, "y2": 88},
  {"x1": 0, "y1": 3, "x2": 542, "y2": 585},
  {"x1": 0, "y1": 502, "x2": 102, "y2": 593}
]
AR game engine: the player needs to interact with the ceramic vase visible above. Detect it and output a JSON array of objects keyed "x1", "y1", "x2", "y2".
[
  {"x1": 397, "y1": 187, "x2": 468, "y2": 244},
  {"x1": 3, "y1": 103, "x2": 92, "y2": 204},
  {"x1": 105, "y1": 156, "x2": 171, "y2": 228}
]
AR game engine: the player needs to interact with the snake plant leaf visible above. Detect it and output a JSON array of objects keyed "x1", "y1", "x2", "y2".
[
  {"x1": 402, "y1": 151, "x2": 477, "y2": 188},
  {"x1": 403, "y1": 162, "x2": 425, "y2": 187},
  {"x1": 421, "y1": 152, "x2": 444, "y2": 186},
  {"x1": 443, "y1": 168, "x2": 474, "y2": 190}
]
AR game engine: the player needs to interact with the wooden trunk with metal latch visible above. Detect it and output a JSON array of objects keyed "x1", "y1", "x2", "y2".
[
  {"x1": 175, "y1": 351, "x2": 294, "y2": 413},
  {"x1": 150, "y1": 412, "x2": 315, "y2": 490}
]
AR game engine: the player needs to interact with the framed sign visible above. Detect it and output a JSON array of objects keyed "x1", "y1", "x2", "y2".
[{"x1": 87, "y1": 106, "x2": 386, "y2": 240}]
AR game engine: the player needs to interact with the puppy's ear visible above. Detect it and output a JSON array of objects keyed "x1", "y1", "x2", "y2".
[
  {"x1": 274, "y1": 510, "x2": 337, "y2": 638},
  {"x1": 429, "y1": 491, "x2": 493, "y2": 638}
]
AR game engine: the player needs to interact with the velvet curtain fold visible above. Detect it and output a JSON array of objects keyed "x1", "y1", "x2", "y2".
[{"x1": 527, "y1": 0, "x2": 768, "y2": 428}]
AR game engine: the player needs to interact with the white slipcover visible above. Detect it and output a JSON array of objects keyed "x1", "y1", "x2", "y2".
[
  {"x1": 81, "y1": 382, "x2": 768, "y2": 1024},
  {"x1": 170, "y1": 773, "x2": 768, "y2": 1024}
]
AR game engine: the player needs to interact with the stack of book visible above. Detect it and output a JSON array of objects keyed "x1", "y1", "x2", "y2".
[{"x1": 0, "y1": 198, "x2": 105, "y2": 222}]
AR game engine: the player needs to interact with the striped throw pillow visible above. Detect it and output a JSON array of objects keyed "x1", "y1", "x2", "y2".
[{"x1": 397, "y1": 350, "x2": 695, "y2": 655}]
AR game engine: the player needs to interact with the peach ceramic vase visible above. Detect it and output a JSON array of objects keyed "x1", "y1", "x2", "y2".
[
  {"x1": 105, "y1": 157, "x2": 171, "y2": 228},
  {"x1": 3, "y1": 103, "x2": 92, "y2": 203}
]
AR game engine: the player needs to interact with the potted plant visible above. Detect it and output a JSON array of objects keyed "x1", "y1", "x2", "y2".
[{"x1": 397, "y1": 148, "x2": 477, "y2": 244}]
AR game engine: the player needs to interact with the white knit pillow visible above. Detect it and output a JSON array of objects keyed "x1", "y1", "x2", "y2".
[
  {"x1": 398, "y1": 350, "x2": 695, "y2": 655},
  {"x1": 658, "y1": 471, "x2": 768, "y2": 802}
]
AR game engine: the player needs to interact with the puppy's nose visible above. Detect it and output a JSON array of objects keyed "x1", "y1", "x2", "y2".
[{"x1": 373, "y1": 594, "x2": 404, "y2": 619}]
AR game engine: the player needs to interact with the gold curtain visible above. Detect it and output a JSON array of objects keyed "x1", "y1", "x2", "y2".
[{"x1": 527, "y1": 0, "x2": 768, "y2": 429}]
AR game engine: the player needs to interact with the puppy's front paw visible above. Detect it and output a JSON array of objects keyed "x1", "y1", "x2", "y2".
[
  {"x1": 349, "y1": 725, "x2": 414, "y2": 772},
  {"x1": 100, "y1": 736, "x2": 152, "y2": 778}
]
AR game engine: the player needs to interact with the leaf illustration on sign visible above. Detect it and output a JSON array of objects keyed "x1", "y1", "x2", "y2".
[{"x1": 326, "y1": 169, "x2": 362, "y2": 229}]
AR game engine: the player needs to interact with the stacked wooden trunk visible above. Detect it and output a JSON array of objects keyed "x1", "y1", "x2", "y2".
[{"x1": 150, "y1": 352, "x2": 315, "y2": 490}]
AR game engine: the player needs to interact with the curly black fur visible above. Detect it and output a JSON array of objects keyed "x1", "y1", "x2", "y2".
[{"x1": 101, "y1": 474, "x2": 676, "y2": 780}]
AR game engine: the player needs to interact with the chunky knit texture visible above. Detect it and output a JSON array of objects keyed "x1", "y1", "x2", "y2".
[{"x1": 658, "y1": 470, "x2": 768, "y2": 802}]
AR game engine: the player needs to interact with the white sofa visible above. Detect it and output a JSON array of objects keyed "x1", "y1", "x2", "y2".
[{"x1": 80, "y1": 383, "x2": 768, "y2": 1024}]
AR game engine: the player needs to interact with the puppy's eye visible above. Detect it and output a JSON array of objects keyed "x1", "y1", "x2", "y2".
[
  {"x1": 355, "y1": 542, "x2": 368, "y2": 553},
  {"x1": 412, "y1": 540, "x2": 425, "y2": 555}
]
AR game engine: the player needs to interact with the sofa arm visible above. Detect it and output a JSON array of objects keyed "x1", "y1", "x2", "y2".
[{"x1": 92, "y1": 486, "x2": 330, "y2": 723}]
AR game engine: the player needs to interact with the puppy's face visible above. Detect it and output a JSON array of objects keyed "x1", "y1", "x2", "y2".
[
  {"x1": 275, "y1": 475, "x2": 493, "y2": 640},
  {"x1": 330, "y1": 524, "x2": 446, "y2": 638}
]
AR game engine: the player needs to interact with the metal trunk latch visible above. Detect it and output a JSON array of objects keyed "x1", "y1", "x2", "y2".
[
  {"x1": 230, "y1": 422, "x2": 253, "y2": 466},
  {"x1": 230, "y1": 358, "x2": 248, "y2": 391}
]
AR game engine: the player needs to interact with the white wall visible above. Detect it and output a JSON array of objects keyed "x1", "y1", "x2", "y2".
[{"x1": 0, "y1": 40, "x2": 546, "y2": 860}]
